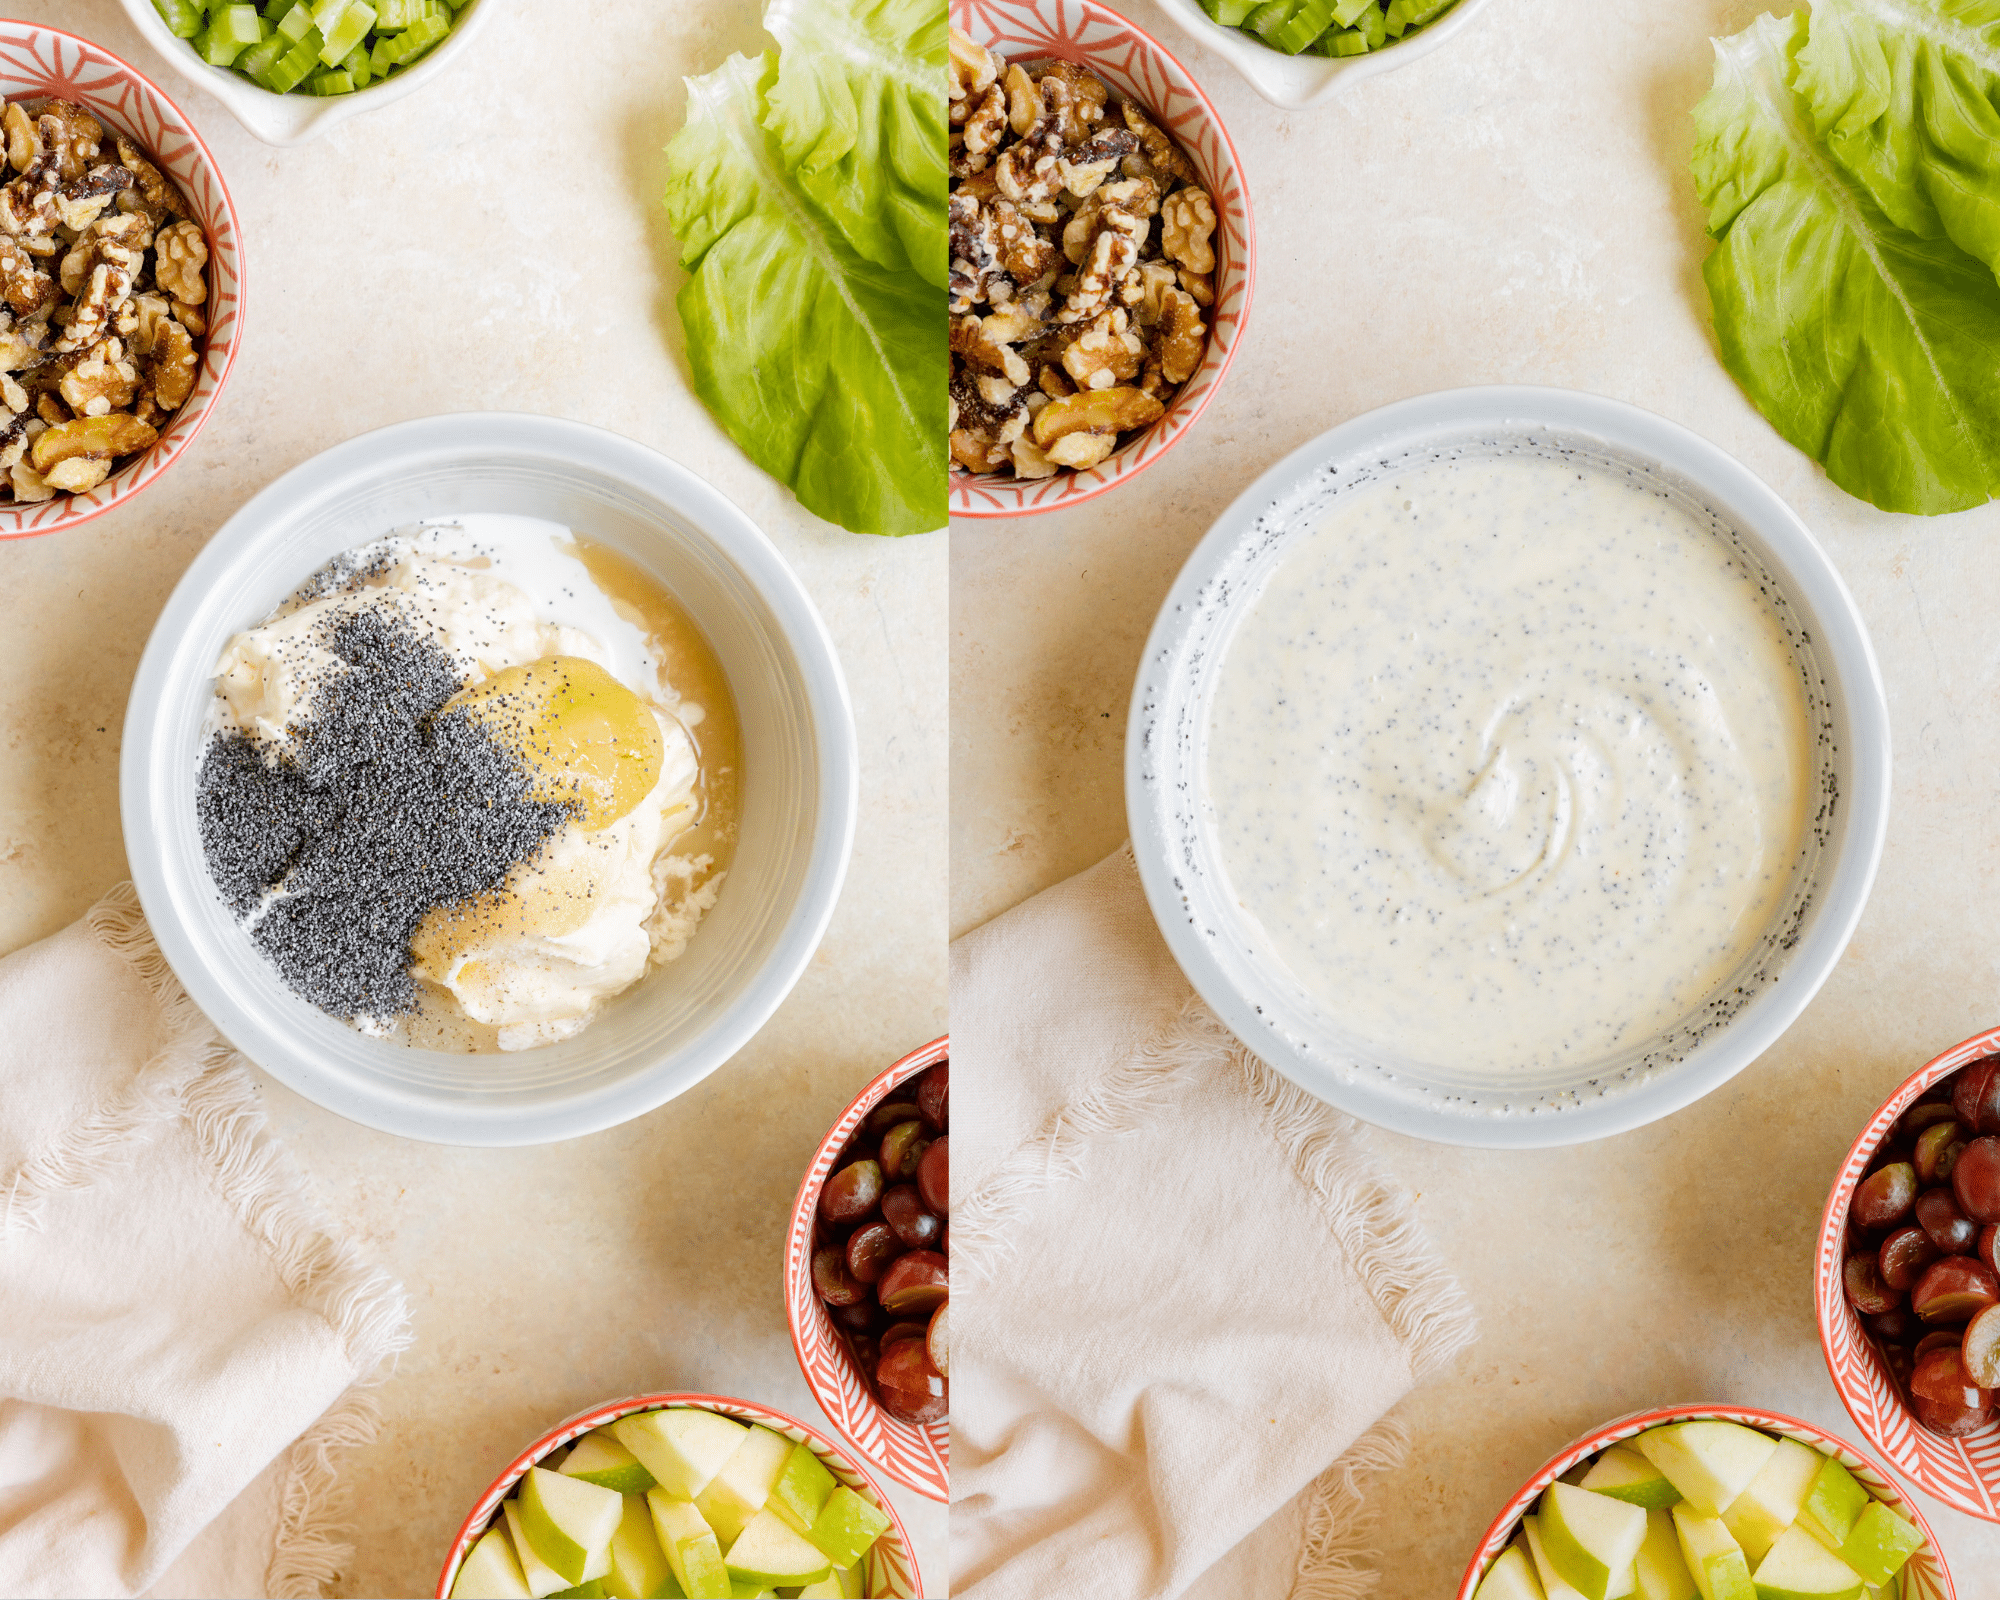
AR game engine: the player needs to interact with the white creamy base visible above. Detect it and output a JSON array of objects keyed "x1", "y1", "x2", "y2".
[
  {"x1": 212, "y1": 515, "x2": 721, "y2": 1050},
  {"x1": 1205, "y1": 451, "x2": 1812, "y2": 1074}
]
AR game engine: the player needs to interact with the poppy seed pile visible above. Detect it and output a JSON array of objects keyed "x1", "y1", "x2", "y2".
[{"x1": 195, "y1": 604, "x2": 572, "y2": 1021}]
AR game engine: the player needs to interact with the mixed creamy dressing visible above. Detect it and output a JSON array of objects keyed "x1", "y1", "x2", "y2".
[{"x1": 1204, "y1": 452, "x2": 1812, "y2": 1075}]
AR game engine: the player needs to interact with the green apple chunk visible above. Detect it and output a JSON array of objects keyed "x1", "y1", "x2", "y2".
[
  {"x1": 1584, "y1": 1447, "x2": 1683, "y2": 1511},
  {"x1": 726, "y1": 1508, "x2": 835, "y2": 1587},
  {"x1": 505, "y1": 1499, "x2": 579, "y2": 1600},
  {"x1": 648, "y1": 1493, "x2": 732, "y2": 1600},
  {"x1": 1636, "y1": 1425, "x2": 1780, "y2": 1518},
  {"x1": 1795, "y1": 1456, "x2": 1869, "y2": 1553},
  {"x1": 1476, "y1": 1542, "x2": 1549, "y2": 1600},
  {"x1": 695, "y1": 1427, "x2": 795, "y2": 1548},
  {"x1": 603, "y1": 1492, "x2": 677, "y2": 1600},
  {"x1": 1525, "y1": 1516, "x2": 1589, "y2": 1600},
  {"x1": 615, "y1": 1410, "x2": 750, "y2": 1501},
  {"x1": 1634, "y1": 1508, "x2": 1697, "y2": 1600},
  {"x1": 552, "y1": 1584, "x2": 606, "y2": 1598},
  {"x1": 522, "y1": 1466, "x2": 624, "y2": 1585},
  {"x1": 795, "y1": 1579, "x2": 844, "y2": 1600},
  {"x1": 767, "y1": 1443, "x2": 838, "y2": 1540},
  {"x1": 1751, "y1": 1526, "x2": 1863, "y2": 1600},
  {"x1": 836, "y1": 1561, "x2": 864, "y2": 1599},
  {"x1": 1722, "y1": 1439, "x2": 1821, "y2": 1569},
  {"x1": 1671, "y1": 1507, "x2": 1756, "y2": 1600},
  {"x1": 805, "y1": 1486, "x2": 891, "y2": 1572},
  {"x1": 563, "y1": 1432, "x2": 659, "y2": 1497},
  {"x1": 728, "y1": 1586, "x2": 772, "y2": 1599},
  {"x1": 453, "y1": 1526, "x2": 534, "y2": 1600},
  {"x1": 1834, "y1": 1502, "x2": 1922, "y2": 1588},
  {"x1": 1541, "y1": 1483, "x2": 1648, "y2": 1600}
]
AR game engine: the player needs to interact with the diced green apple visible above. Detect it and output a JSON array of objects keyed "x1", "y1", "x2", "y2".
[
  {"x1": 725, "y1": 1509, "x2": 833, "y2": 1588},
  {"x1": 728, "y1": 1587, "x2": 772, "y2": 1599},
  {"x1": 1541, "y1": 1483, "x2": 1649, "y2": 1600},
  {"x1": 1750, "y1": 1526, "x2": 1863, "y2": 1600},
  {"x1": 614, "y1": 1410, "x2": 749, "y2": 1500},
  {"x1": 1634, "y1": 1508, "x2": 1697, "y2": 1600},
  {"x1": 564, "y1": 1433, "x2": 659, "y2": 1496},
  {"x1": 1722, "y1": 1439, "x2": 1821, "y2": 1569},
  {"x1": 648, "y1": 1493, "x2": 731, "y2": 1600},
  {"x1": 1584, "y1": 1446, "x2": 1683, "y2": 1511},
  {"x1": 521, "y1": 1467, "x2": 623, "y2": 1585},
  {"x1": 552, "y1": 1584, "x2": 605, "y2": 1599},
  {"x1": 804, "y1": 1487, "x2": 890, "y2": 1572},
  {"x1": 1525, "y1": 1516, "x2": 1590, "y2": 1600},
  {"x1": 1636, "y1": 1426, "x2": 1780, "y2": 1518},
  {"x1": 1477, "y1": 1542, "x2": 1549, "y2": 1600},
  {"x1": 835, "y1": 1561, "x2": 864, "y2": 1599},
  {"x1": 1795, "y1": 1457, "x2": 1870, "y2": 1554},
  {"x1": 696, "y1": 1428, "x2": 794, "y2": 1549},
  {"x1": 794, "y1": 1580, "x2": 843, "y2": 1600},
  {"x1": 1671, "y1": 1508, "x2": 1756, "y2": 1600},
  {"x1": 504, "y1": 1499, "x2": 578, "y2": 1600},
  {"x1": 452, "y1": 1526, "x2": 533, "y2": 1600},
  {"x1": 767, "y1": 1444, "x2": 838, "y2": 1540},
  {"x1": 603, "y1": 1492, "x2": 675, "y2": 1600},
  {"x1": 1834, "y1": 1503, "x2": 1922, "y2": 1589}
]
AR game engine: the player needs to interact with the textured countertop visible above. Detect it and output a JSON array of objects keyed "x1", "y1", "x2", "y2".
[
  {"x1": 951, "y1": 0, "x2": 2000, "y2": 1592},
  {"x1": 0, "y1": 2, "x2": 946, "y2": 1594}
]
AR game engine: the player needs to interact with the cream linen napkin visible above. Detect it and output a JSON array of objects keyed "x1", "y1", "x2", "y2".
[
  {"x1": 951, "y1": 845, "x2": 1478, "y2": 1600},
  {"x1": 0, "y1": 886, "x2": 412, "y2": 1599}
]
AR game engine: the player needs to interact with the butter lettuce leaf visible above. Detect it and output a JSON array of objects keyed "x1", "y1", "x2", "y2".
[
  {"x1": 1796, "y1": 0, "x2": 2000, "y2": 280},
  {"x1": 1692, "y1": 10, "x2": 2000, "y2": 514},
  {"x1": 664, "y1": 50, "x2": 945, "y2": 537},
  {"x1": 763, "y1": 0, "x2": 947, "y2": 288}
]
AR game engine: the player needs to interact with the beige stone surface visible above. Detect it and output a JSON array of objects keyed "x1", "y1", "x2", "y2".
[
  {"x1": 0, "y1": 2, "x2": 945, "y2": 1595},
  {"x1": 952, "y1": 0, "x2": 2000, "y2": 1591}
]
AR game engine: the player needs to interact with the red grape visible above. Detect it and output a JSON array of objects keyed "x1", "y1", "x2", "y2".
[
  {"x1": 821, "y1": 1159, "x2": 885, "y2": 1225},
  {"x1": 833, "y1": 1300, "x2": 878, "y2": 1334},
  {"x1": 867, "y1": 1100, "x2": 923, "y2": 1134},
  {"x1": 880, "y1": 1120, "x2": 930, "y2": 1183},
  {"x1": 1866, "y1": 1305, "x2": 1921, "y2": 1344},
  {"x1": 813, "y1": 1247, "x2": 868, "y2": 1308},
  {"x1": 1903, "y1": 1101, "x2": 1961, "y2": 1139},
  {"x1": 1911, "y1": 1392, "x2": 1993, "y2": 1438},
  {"x1": 846, "y1": 1221, "x2": 901, "y2": 1286},
  {"x1": 1917, "y1": 1189, "x2": 1979, "y2": 1255},
  {"x1": 882, "y1": 1184, "x2": 942, "y2": 1250},
  {"x1": 1911, "y1": 1255, "x2": 2000, "y2": 1324},
  {"x1": 1952, "y1": 1136, "x2": 2000, "y2": 1223},
  {"x1": 1911, "y1": 1343, "x2": 1994, "y2": 1407},
  {"x1": 1915, "y1": 1329, "x2": 1963, "y2": 1360},
  {"x1": 875, "y1": 1337, "x2": 946, "y2": 1425},
  {"x1": 928, "y1": 1301, "x2": 948, "y2": 1378},
  {"x1": 879, "y1": 1250, "x2": 948, "y2": 1317},
  {"x1": 1954, "y1": 1058, "x2": 2000, "y2": 1136},
  {"x1": 1915, "y1": 1121, "x2": 1965, "y2": 1186},
  {"x1": 918, "y1": 1135, "x2": 948, "y2": 1216},
  {"x1": 1853, "y1": 1162, "x2": 1918, "y2": 1230},
  {"x1": 1964, "y1": 1302, "x2": 2000, "y2": 1388},
  {"x1": 879, "y1": 1320, "x2": 928, "y2": 1350},
  {"x1": 917, "y1": 1061, "x2": 948, "y2": 1131},
  {"x1": 1981, "y1": 1224, "x2": 2000, "y2": 1276},
  {"x1": 1881, "y1": 1226, "x2": 1941, "y2": 1291}
]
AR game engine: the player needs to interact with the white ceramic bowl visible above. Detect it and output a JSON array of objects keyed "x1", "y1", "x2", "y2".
[
  {"x1": 1149, "y1": 0, "x2": 1499, "y2": 110},
  {"x1": 1126, "y1": 386, "x2": 1891, "y2": 1148},
  {"x1": 116, "y1": 0, "x2": 499, "y2": 146},
  {"x1": 122, "y1": 413, "x2": 856, "y2": 1146}
]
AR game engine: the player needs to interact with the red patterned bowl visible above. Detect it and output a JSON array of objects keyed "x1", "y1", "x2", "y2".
[
  {"x1": 433, "y1": 1392, "x2": 923, "y2": 1600},
  {"x1": 0, "y1": 24, "x2": 242, "y2": 541},
  {"x1": 1818, "y1": 1027, "x2": 2000, "y2": 1521},
  {"x1": 948, "y1": 0, "x2": 1253, "y2": 519},
  {"x1": 1456, "y1": 1403, "x2": 1955, "y2": 1599},
  {"x1": 785, "y1": 1037, "x2": 948, "y2": 1502}
]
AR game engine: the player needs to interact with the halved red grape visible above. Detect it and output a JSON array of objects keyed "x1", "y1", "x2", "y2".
[
  {"x1": 881, "y1": 1120, "x2": 930, "y2": 1183},
  {"x1": 1964, "y1": 1302, "x2": 2000, "y2": 1388},
  {"x1": 1866, "y1": 1305, "x2": 1922, "y2": 1344},
  {"x1": 846, "y1": 1221, "x2": 901, "y2": 1286},
  {"x1": 833, "y1": 1299, "x2": 878, "y2": 1334},
  {"x1": 928, "y1": 1300, "x2": 948, "y2": 1378},
  {"x1": 1917, "y1": 1189, "x2": 1979, "y2": 1255},
  {"x1": 1911, "y1": 1344, "x2": 1995, "y2": 1407},
  {"x1": 821, "y1": 1159, "x2": 885, "y2": 1225},
  {"x1": 879, "y1": 1320, "x2": 928, "y2": 1350},
  {"x1": 868, "y1": 1100, "x2": 923, "y2": 1134},
  {"x1": 1853, "y1": 1162, "x2": 1918, "y2": 1230},
  {"x1": 917, "y1": 1061, "x2": 948, "y2": 1131},
  {"x1": 1915, "y1": 1330, "x2": 1963, "y2": 1361},
  {"x1": 1981, "y1": 1224, "x2": 2000, "y2": 1276},
  {"x1": 1953, "y1": 1058, "x2": 2000, "y2": 1136},
  {"x1": 918, "y1": 1135, "x2": 948, "y2": 1216},
  {"x1": 1903, "y1": 1101, "x2": 1961, "y2": 1139},
  {"x1": 1846, "y1": 1254, "x2": 1903, "y2": 1315},
  {"x1": 1911, "y1": 1392, "x2": 1993, "y2": 1438},
  {"x1": 876, "y1": 1336, "x2": 946, "y2": 1425},
  {"x1": 882, "y1": 1184, "x2": 942, "y2": 1250},
  {"x1": 814, "y1": 1247, "x2": 868, "y2": 1307},
  {"x1": 1881, "y1": 1226, "x2": 1942, "y2": 1291},
  {"x1": 1953, "y1": 1136, "x2": 2000, "y2": 1223},
  {"x1": 1911, "y1": 1255, "x2": 2000, "y2": 1324},
  {"x1": 1916, "y1": 1121, "x2": 1965, "y2": 1186},
  {"x1": 879, "y1": 1249, "x2": 948, "y2": 1317}
]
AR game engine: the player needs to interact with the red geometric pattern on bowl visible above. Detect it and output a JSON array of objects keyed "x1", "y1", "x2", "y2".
[
  {"x1": 433, "y1": 1391, "x2": 923, "y2": 1600},
  {"x1": 1455, "y1": 1403, "x2": 1956, "y2": 1599},
  {"x1": 1818, "y1": 1025, "x2": 2000, "y2": 1522},
  {"x1": 0, "y1": 24, "x2": 242, "y2": 541},
  {"x1": 947, "y1": 0, "x2": 1253, "y2": 519},
  {"x1": 786, "y1": 1036, "x2": 949, "y2": 1502}
]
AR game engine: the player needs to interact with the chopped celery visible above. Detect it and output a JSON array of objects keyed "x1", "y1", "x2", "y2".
[
  {"x1": 318, "y1": 0, "x2": 373, "y2": 64},
  {"x1": 153, "y1": 0, "x2": 205, "y2": 38},
  {"x1": 274, "y1": 1, "x2": 313, "y2": 41},
  {"x1": 377, "y1": 11, "x2": 447, "y2": 62},
  {"x1": 1322, "y1": 25, "x2": 1370, "y2": 53},
  {"x1": 372, "y1": 0, "x2": 424, "y2": 22},
  {"x1": 1199, "y1": 0, "x2": 1261, "y2": 21},
  {"x1": 1330, "y1": 0, "x2": 1371, "y2": 23},
  {"x1": 258, "y1": 27, "x2": 323, "y2": 90},
  {"x1": 1269, "y1": 0, "x2": 1335, "y2": 53},
  {"x1": 1222, "y1": 0, "x2": 1455, "y2": 54},
  {"x1": 305, "y1": 67, "x2": 354, "y2": 93},
  {"x1": 1382, "y1": 4, "x2": 1409, "y2": 35},
  {"x1": 341, "y1": 41, "x2": 373, "y2": 85},
  {"x1": 1245, "y1": 0, "x2": 1301, "y2": 41},
  {"x1": 1403, "y1": 0, "x2": 1455, "y2": 18},
  {"x1": 214, "y1": 4, "x2": 266, "y2": 44},
  {"x1": 235, "y1": 33, "x2": 286, "y2": 77},
  {"x1": 1358, "y1": 4, "x2": 1387, "y2": 45},
  {"x1": 195, "y1": 25, "x2": 244, "y2": 64}
]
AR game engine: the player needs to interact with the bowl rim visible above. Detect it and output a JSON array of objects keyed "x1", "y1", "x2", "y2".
[
  {"x1": 1148, "y1": 0, "x2": 1503, "y2": 111},
  {"x1": 1815, "y1": 1024, "x2": 2000, "y2": 1521},
  {"x1": 119, "y1": 410, "x2": 858, "y2": 1146},
  {"x1": 946, "y1": 0, "x2": 1256, "y2": 520},
  {"x1": 784, "y1": 1034, "x2": 949, "y2": 1501},
  {"x1": 1454, "y1": 1402, "x2": 1958, "y2": 1600},
  {"x1": 0, "y1": 19, "x2": 243, "y2": 542},
  {"x1": 1125, "y1": 383, "x2": 1893, "y2": 1149},
  {"x1": 114, "y1": 0, "x2": 500, "y2": 147},
  {"x1": 432, "y1": 1390, "x2": 925, "y2": 1600}
]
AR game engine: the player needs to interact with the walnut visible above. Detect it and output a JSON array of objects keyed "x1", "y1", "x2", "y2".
[
  {"x1": 146, "y1": 317, "x2": 196, "y2": 410},
  {"x1": 1099, "y1": 175, "x2": 1161, "y2": 221},
  {"x1": 171, "y1": 299, "x2": 205, "y2": 337},
  {"x1": 29, "y1": 410, "x2": 157, "y2": 475},
  {"x1": 59, "y1": 209, "x2": 150, "y2": 298},
  {"x1": 154, "y1": 219, "x2": 207, "y2": 304},
  {"x1": 1004, "y1": 65, "x2": 1042, "y2": 138},
  {"x1": 991, "y1": 199, "x2": 1057, "y2": 284},
  {"x1": 44, "y1": 454, "x2": 108, "y2": 493},
  {"x1": 1058, "y1": 128, "x2": 1139, "y2": 199},
  {"x1": 0, "y1": 171, "x2": 60, "y2": 251},
  {"x1": 948, "y1": 27, "x2": 1000, "y2": 106},
  {"x1": 32, "y1": 102, "x2": 103, "y2": 182},
  {"x1": 1061, "y1": 308, "x2": 1144, "y2": 391},
  {"x1": 949, "y1": 426, "x2": 1009, "y2": 473},
  {"x1": 1038, "y1": 363, "x2": 1073, "y2": 400},
  {"x1": 1032, "y1": 385, "x2": 1164, "y2": 450},
  {"x1": 0, "y1": 311, "x2": 44, "y2": 370},
  {"x1": 1046, "y1": 431, "x2": 1116, "y2": 470},
  {"x1": 1056, "y1": 226, "x2": 1138, "y2": 323},
  {"x1": 948, "y1": 192, "x2": 1001, "y2": 315},
  {"x1": 951, "y1": 312, "x2": 1031, "y2": 387},
  {"x1": 125, "y1": 291, "x2": 171, "y2": 354},
  {"x1": 1010, "y1": 433, "x2": 1059, "y2": 479},
  {"x1": 993, "y1": 135, "x2": 1061, "y2": 206},
  {"x1": 35, "y1": 391, "x2": 69, "y2": 425},
  {"x1": 1031, "y1": 62, "x2": 1108, "y2": 142},
  {"x1": 959, "y1": 84, "x2": 1006, "y2": 169},
  {"x1": 10, "y1": 459, "x2": 51, "y2": 501},
  {"x1": 54, "y1": 165, "x2": 131, "y2": 233},
  {"x1": 0, "y1": 235, "x2": 53, "y2": 318},
  {"x1": 1161, "y1": 187, "x2": 1217, "y2": 275},
  {"x1": 52, "y1": 260, "x2": 130, "y2": 353},
  {"x1": 1178, "y1": 267, "x2": 1214, "y2": 308},
  {"x1": 113, "y1": 135, "x2": 187, "y2": 222},
  {"x1": 58, "y1": 336, "x2": 138, "y2": 417},
  {"x1": 1121, "y1": 102, "x2": 1198, "y2": 186},
  {"x1": 1154, "y1": 288, "x2": 1206, "y2": 384},
  {"x1": 2, "y1": 104, "x2": 34, "y2": 174},
  {"x1": 1133, "y1": 260, "x2": 1179, "y2": 325},
  {"x1": 0, "y1": 409, "x2": 27, "y2": 471}
]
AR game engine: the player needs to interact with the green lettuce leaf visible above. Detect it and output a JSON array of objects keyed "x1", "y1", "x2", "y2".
[
  {"x1": 1692, "y1": 9, "x2": 2000, "y2": 514},
  {"x1": 762, "y1": 0, "x2": 948, "y2": 288},
  {"x1": 1795, "y1": 0, "x2": 2000, "y2": 280},
  {"x1": 663, "y1": 50, "x2": 945, "y2": 537}
]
